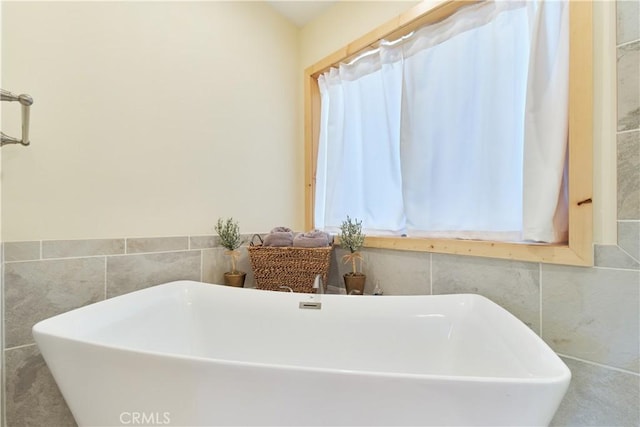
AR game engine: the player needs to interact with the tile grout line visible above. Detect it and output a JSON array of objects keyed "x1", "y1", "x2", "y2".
[
  {"x1": 539, "y1": 263, "x2": 543, "y2": 338},
  {"x1": 121, "y1": 248, "x2": 194, "y2": 256},
  {"x1": 557, "y1": 353, "x2": 640, "y2": 377},
  {"x1": 3, "y1": 248, "x2": 201, "y2": 264},
  {"x1": 615, "y1": 128, "x2": 640, "y2": 135},
  {"x1": 200, "y1": 250, "x2": 204, "y2": 282},
  {"x1": 616, "y1": 38, "x2": 640, "y2": 49},
  {"x1": 616, "y1": 245, "x2": 640, "y2": 264},
  {"x1": 104, "y1": 257, "x2": 108, "y2": 300},
  {"x1": 429, "y1": 253, "x2": 433, "y2": 295},
  {"x1": 4, "y1": 343, "x2": 37, "y2": 352},
  {"x1": 593, "y1": 264, "x2": 640, "y2": 273}
]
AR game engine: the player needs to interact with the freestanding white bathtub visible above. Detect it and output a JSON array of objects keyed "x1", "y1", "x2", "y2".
[{"x1": 33, "y1": 280, "x2": 570, "y2": 426}]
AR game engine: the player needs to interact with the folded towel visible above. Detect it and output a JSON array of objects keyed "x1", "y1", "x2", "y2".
[
  {"x1": 263, "y1": 227, "x2": 294, "y2": 247},
  {"x1": 293, "y1": 230, "x2": 332, "y2": 248}
]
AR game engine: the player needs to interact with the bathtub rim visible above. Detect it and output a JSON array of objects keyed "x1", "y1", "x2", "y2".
[{"x1": 32, "y1": 280, "x2": 571, "y2": 385}]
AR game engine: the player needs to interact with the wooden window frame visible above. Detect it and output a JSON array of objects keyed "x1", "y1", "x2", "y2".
[{"x1": 304, "y1": 0, "x2": 593, "y2": 266}]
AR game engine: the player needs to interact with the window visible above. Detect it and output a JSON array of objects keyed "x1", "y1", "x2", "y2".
[{"x1": 304, "y1": 0, "x2": 593, "y2": 266}]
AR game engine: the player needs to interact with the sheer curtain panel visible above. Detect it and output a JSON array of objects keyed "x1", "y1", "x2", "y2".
[{"x1": 315, "y1": 0, "x2": 569, "y2": 243}]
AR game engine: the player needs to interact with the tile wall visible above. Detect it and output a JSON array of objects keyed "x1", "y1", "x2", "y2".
[
  {"x1": 329, "y1": 246, "x2": 639, "y2": 426},
  {"x1": 2, "y1": 236, "x2": 257, "y2": 426},
  {"x1": 2, "y1": 2, "x2": 639, "y2": 426}
]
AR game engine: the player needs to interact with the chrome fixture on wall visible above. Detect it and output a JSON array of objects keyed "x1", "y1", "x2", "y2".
[{"x1": 1, "y1": 88, "x2": 33, "y2": 147}]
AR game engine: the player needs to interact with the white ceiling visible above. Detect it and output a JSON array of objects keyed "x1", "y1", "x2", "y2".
[{"x1": 266, "y1": 1, "x2": 337, "y2": 27}]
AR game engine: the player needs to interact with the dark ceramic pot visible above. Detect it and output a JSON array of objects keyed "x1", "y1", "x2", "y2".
[
  {"x1": 343, "y1": 273, "x2": 366, "y2": 295},
  {"x1": 224, "y1": 272, "x2": 246, "y2": 287}
]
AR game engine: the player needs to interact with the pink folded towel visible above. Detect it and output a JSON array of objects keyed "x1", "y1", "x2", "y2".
[
  {"x1": 263, "y1": 227, "x2": 294, "y2": 247},
  {"x1": 293, "y1": 230, "x2": 332, "y2": 248}
]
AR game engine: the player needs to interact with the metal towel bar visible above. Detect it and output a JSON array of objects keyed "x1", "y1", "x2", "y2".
[{"x1": 1, "y1": 88, "x2": 33, "y2": 147}]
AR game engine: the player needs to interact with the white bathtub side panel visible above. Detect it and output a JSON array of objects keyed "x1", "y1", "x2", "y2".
[{"x1": 35, "y1": 335, "x2": 567, "y2": 427}]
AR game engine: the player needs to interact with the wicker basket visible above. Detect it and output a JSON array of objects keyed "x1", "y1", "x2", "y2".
[{"x1": 248, "y1": 237, "x2": 332, "y2": 293}]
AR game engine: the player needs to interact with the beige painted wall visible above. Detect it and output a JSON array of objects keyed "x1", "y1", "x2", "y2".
[
  {"x1": 1, "y1": 1, "x2": 301, "y2": 241},
  {"x1": 299, "y1": 0, "x2": 419, "y2": 69},
  {"x1": 592, "y1": 0, "x2": 618, "y2": 244},
  {"x1": 2, "y1": 0, "x2": 617, "y2": 243}
]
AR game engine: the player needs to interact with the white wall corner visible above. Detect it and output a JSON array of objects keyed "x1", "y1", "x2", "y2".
[{"x1": 592, "y1": 0, "x2": 618, "y2": 245}]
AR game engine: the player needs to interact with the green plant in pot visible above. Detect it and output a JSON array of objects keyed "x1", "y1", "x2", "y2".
[
  {"x1": 215, "y1": 217, "x2": 246, "y2": 287},
  {"x1": 339, "y1": 215, "x2": 366, "y2": 295}
]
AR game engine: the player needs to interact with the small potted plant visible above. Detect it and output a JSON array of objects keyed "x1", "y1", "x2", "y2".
[
  {"x1": 215, "y1": 217, "x2": 246, "y2": 287},
  {"x1": 339, "y1": 215, "x2": 366, "y2": 295}
]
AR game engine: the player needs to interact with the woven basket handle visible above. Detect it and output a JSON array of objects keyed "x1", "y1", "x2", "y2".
[{"x1": 250, "y1": 234, "x2": 264, "y2": 247}]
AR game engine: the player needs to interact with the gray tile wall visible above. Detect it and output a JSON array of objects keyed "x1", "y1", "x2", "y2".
[
  {"x1": 2, "y1": 236, "x2": 255, "y2": 426},
  {"x1": 328, "y1": 246, "x2": 640, "y2": 426},
  {"x1": 2, "y1": 2, "x2": 639, "y2": 427},
  {"x1": 5, "y1": 346, "x2": 76, "y2": 426},
  {"x1": 5, "y1": 257, "x2": 105, "y2": 348}
]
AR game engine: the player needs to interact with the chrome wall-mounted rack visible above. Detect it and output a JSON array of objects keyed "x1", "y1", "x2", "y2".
[{"x1": 1, "y1": 88, "x2": 33, "y2": 147}]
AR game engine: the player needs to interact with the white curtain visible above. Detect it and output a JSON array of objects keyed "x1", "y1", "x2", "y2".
[
  {"x1": 522, "y1": 0, "x2": 570, "y2": 242},
  {"x1": 316, "y1": 54, "x2": 405, "y2": 234},
  {"x1": 315, "y1": 0, "x2": 569, "y2": 243}
]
